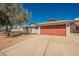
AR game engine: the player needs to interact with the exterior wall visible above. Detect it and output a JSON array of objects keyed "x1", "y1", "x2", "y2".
[
  {"x1": 40, "y1": 24, "x2": 66, "y2": 36},
  {"x1": 38, "y1": 26, "x2": 40, "y2": 34},
  {"x1": 66, "y1": 23, "x2": 71, "y2": 36},
  {"x1": 71, "y1": 24, "x2": 76, "y2": 32}
]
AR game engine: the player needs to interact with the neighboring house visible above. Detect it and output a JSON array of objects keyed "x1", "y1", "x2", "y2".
[
  {"x1": 11, "y1": 26, "x2": 22, "y2": 32},
  {"x1": 20, "y1": 26, "x2": 27, "y2": 32},
  {"x1": 28, "y1": 22, "x2": 38, "y2": 34}
]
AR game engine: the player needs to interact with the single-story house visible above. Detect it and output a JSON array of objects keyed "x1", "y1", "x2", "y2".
[
  {"x1": 38, "y1": 20, "x2": 79, "y2": 36},
  {"x1": 24, "y1": 18, "x2": 79, "y2": 36}
]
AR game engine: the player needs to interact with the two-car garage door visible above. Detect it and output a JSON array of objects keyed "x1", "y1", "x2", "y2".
[{"x1": 40, "y1": 24, "x2": 66, "y2": 36}]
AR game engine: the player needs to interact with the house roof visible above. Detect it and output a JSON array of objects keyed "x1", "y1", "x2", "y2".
[
  {"x1": 24, "y1": 20, "x2": 79, "y2": 27},
  {"x1": 38, "y1": 20, "x2": 79, "y2": 26}
]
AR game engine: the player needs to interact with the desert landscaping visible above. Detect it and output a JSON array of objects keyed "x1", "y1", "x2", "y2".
[{"x1": 0, "y1": 35, "x2": 32, "y2": 50}]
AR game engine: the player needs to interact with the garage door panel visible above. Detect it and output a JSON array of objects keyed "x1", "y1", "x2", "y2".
[
  {"x1": 41, "y1": 25, "x2": 65, "y2": 29},
  {"x1": 40, "y1": 24, "x2": 66, "y2": 36}
]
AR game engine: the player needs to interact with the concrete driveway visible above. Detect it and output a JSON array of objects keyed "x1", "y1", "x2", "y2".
[{"x1": 0, "y1": 35, "x2": 79, "y2": 56}]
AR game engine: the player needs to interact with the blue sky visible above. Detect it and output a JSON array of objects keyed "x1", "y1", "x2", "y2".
[{"x1": 23, "y1": 3, "x2": 79, "y2": 25}]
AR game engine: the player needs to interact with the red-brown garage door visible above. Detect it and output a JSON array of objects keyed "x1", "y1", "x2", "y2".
[{"x1": 40, "y1": 24, "x2": 66, "y2": 36}]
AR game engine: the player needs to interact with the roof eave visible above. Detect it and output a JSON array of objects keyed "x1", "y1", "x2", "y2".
[{"x1": 38, "y1": 20, "x2": 79, "y2": 26}]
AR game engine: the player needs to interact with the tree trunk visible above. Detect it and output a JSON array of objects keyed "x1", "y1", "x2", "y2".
[{"x1": 6, "y1": 25, "x2": 10, "y2": 37}]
